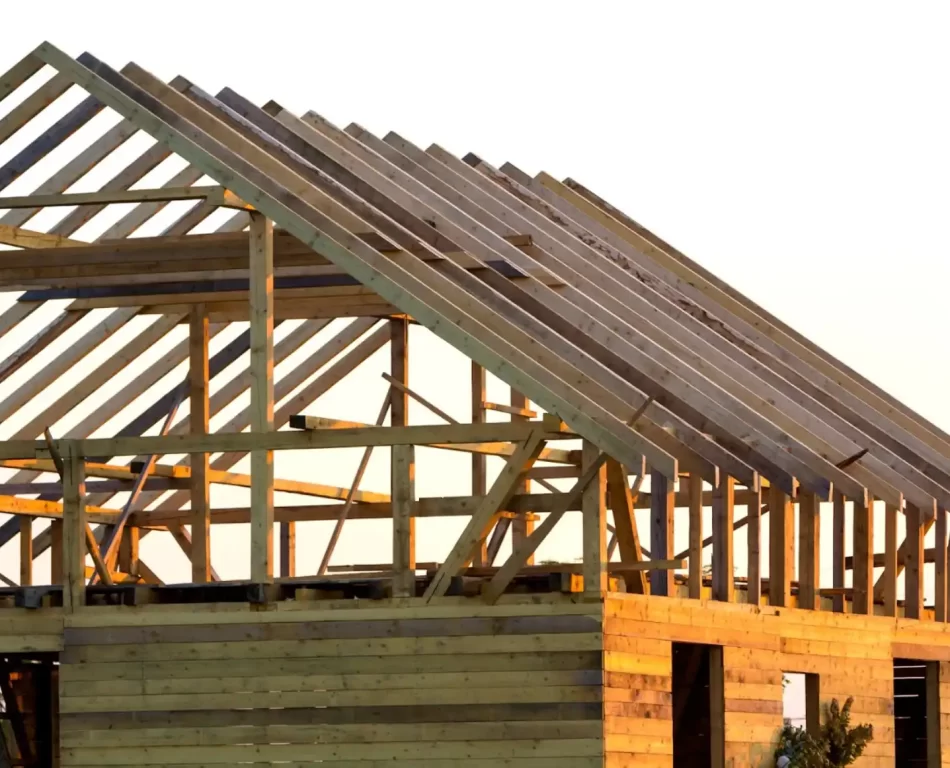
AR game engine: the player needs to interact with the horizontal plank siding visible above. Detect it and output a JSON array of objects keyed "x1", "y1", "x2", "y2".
[{"x1": 58, "y1": 598, "x2": 605, "y2": 766}]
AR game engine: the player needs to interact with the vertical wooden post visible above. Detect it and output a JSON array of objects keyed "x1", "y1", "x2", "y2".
[
  {"x1": 935, "y1": 507, "x2": 948, "y2": 622},
  {"x1": 118, "y1": 527, "x2": 139, "y2": 577},
  {"x1": 709, "y1": 645, "x2": 725, "y2": 768},
  {"x1": 62, "y1": 448, "x2": 86, "y2": 612},
  {"x1": 769, "y1": 485, "x2": 793, "y2": 607},
  {"x1": 926, "y1": 662, "x2": 941, "y2": 767},
  {"x1": 852, "y1": 496, "x2": 874, "y2": 615},
  {"x1": 510, "y1": 389, "x2": 534, "y2": 562},
  {"x1": 798, "y1": 490, "x2": 820, "y2": 610},
  {"x1": 189, "y1": 303, "x2": 211, "y2": 583},
  {"x1": 391, "y1": 317, "x2": 415, "y2": 597},
  {"x1": 280, "y1": 522, "x2": 296, "y2": 578},
  {"x1": 50, "y1": 521, "x2": 63, "y2": 585},
  {"x1": 832, "y1": 491, "x2": 848, "y2": 613},
  {"x1": 747, "y1": 485, "x2": 762, "y2": 606},
  {"x1": 712, "y1": 475, "x2": 734, "y2": 602},
  {"x1": 249, "y1": 212, "x2": 274, "y2": 583},
  {"x1": 19, "y1": 517, "x2": 32, "y2": 586},
  {"x1": 905, "y1": 503, "x2": 924, "y2": 619},
  {"x1": 805, "y1": 675, "x2": 820, "y2": 737},
  {"x1": 883, "y1": 502, "x2": 898, "y2": 616},
  {"x1": 581, "y1": 440, "x2": 607, "y2": 597},
  {"x1": 688, "y1": 473, "x2": 703, "y2": 599},
  {"x1": 650, "y1": 469, "x2": 674, "y2": 596},
  {"x1": 470, "y1": 362, "x2": 487, "y2": 566}
]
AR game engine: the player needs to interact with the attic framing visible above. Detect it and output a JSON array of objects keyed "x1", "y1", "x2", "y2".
[{"x1": 0, "y1": 43, "x2": 945, "y2": 621}]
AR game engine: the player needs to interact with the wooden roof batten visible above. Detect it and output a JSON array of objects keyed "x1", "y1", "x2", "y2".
[{"x1": 0, "y1": 43, "x2": 945, "y2": 608}]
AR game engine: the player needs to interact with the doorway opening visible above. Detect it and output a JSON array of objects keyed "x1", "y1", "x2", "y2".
[
  {"x1": 0, "y1": 654, "x2": 58, "y2": 768},
  {"x1": 672, "y1": 642, "x2": 724, "y2": 768},
  {"x1": 894, "y1": 658, "x2": 940, "y2": 767}
]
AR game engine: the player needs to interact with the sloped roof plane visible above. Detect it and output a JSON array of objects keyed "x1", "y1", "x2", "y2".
[{"x1": 0, "y1": 41, "x2": 948, "y2": 525}]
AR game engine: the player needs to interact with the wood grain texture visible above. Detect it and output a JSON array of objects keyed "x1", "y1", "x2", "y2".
[
  {"x1": 249, "y1": 213, "x2": 275, "y2": 583},
  {"x1": 56, "y1": 598, "x2": 604, "y2": 766}
]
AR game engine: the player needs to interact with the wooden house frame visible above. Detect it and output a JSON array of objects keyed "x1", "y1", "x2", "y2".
[{"x1": 0, "y1": 42, "x2": 947, "y2": 765}]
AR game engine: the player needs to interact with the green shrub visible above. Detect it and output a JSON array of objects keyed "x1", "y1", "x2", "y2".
[{"x1": 774, "y1": 697, "x2": 873, "y2": 767}]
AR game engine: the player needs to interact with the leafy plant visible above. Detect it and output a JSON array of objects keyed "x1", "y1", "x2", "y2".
[{"x1": 774, "y1": 697, "x2": 873, "y2": 768}]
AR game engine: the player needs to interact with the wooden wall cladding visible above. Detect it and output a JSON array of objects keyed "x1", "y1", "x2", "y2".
[
  {"x1": 8, "y1": 593, "x2": 950, "y2": 765},
  {"x1": 0, "y1": 608, "x2": 64, "y2": 653},
  {"x1": 605, "y1": 594, "x2": 950, "y2": 768},
  {"x1": 55, "y1": 599, "x2": 605, "y2": 766}
]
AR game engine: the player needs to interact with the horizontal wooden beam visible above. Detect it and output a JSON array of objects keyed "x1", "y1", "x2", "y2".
[
  {"x1": 464, "y1": 559, "x2": 685, "y2": 577},
  {"x1": 0, "y1": 495, "x2": 123, "y2": 525},
  {"x1": 0, "y1": 479, "x2": 186, "y2": 495},
  {"x1": 0, "y1": 224, "x2": 83, "y2": 248},
  {"x1": 0, "y1": 230, "x2": 538, "y2": 290},
  {"x1": 291, "y1": 415, "x2": 579, "y2": 464},
  {"x1": 0, "y1": 185, "x2": 248, "y2": 210},
  {"x1": 82, "y1": 565, "x2": 140, "y2": 584},
  {"x1": 136, "y1": 493, "x2": 559, "y2": 526},
  {"x1": 483, "y1": 401, "x2": 538, "y2": 418},
  {"x1": 3, "y1": 420, "x2": 573, "y2": 463},
  {"x1": 126, "y1": 460, "x2": 389, "y2": 503},
  {"x1": 846, "y1": 547, "x2": 941, "y2": 569}
]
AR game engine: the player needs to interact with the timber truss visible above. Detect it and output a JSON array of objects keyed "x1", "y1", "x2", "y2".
[{"x1": 0, "y1": 42, "x2": 946, "y2": 617}]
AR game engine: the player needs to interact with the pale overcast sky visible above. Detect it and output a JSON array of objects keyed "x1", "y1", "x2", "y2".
[{"x1": 0, "y1": 1, "x2": 946, "y2": 596}]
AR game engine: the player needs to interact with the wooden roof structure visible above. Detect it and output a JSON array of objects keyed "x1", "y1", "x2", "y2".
[{"x1": 0, "y1": 42, "x2": 946, "y2": 619}]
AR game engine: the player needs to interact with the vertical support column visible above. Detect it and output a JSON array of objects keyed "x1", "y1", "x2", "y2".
[
  {"x1": 470, "y1": 362, "x2": 487, "y2": 566},
  {"x1": 805, "y1": 675, "x2": 821, "y2": 737},
  {"x1": 798, "y1": 490, "x2": 820, "y2": 610},
  {"x1": 905, "y1": 503, "x2": 924, "y2": 620},
  {"x1": 926, "y1": 662, "x2": 942, "y2": 767},
  {"x1": 19, "y1": 517, "x2": 32, "y2": 586},
  {"x1": 62, "y1": 447, "x2": 86, "y2": 612},
  {"x1": 852, "y1": 496, "x2": 874, "y2": 615},
  {"x1": 249, "y1": 212, "x2": 274, "y2": 583},
  {"x1": 747, "y1": 485, "x2": 762, "y2": 606},
  {"x1": 50, "y1": 521, "x2": 63, "y2": 585},
  {"x1": 712, "y1": 474, "x2": 734, "y2": 602},
  {"x1": 832, "y1": 491, "x2": 848, "y2": 613},
  {"x1": 709, "y1": 645, "x2": 725, "y2": 768},
  {"x1": 118, "y1": 527, "x2": 139, "y2": 577},
  {"x1": 581, "y1": 440, "x2": 607, "y2": 597},
  {"x1": 935, "y1": 507, "x2": 948, "y2": 622},
  {"x1": 280, "y1": 522, "x2": 296, "y2": 578},
  {"x1": 650, "y1": 469, "x2": 674, "y2": 596},
  {"x1": 189, "y1": 303, "x2": 211, "y2": 583},
  {"x1": 687, "y1": 473, "x2": 703, "y2": 599},
  {"x1": 510, "y1": 389, "x2": 533, "y2": 561},
  {"x1": 768, "y1": 485, "x2": 793, "y2": 607},
  {"x1": 883, "y1": 502, "x2": 898, "y2": 616},
  {"x1": 391, "y1": 317, "x2": 415, "y2": 597}
]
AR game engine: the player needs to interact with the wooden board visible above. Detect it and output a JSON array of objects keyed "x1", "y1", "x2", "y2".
[{"x1": 56, "y1": 597, "x2": 604, "y2": 766}]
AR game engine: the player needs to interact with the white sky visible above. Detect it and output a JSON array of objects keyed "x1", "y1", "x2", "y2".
[{"x1": 0, "y1": 1, "x2": 947, "y2": 595}]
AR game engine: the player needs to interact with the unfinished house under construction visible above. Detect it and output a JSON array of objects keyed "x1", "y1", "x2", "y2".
[{"x1": 0, "y1": 41, "x2": 946, "y2": 767}]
